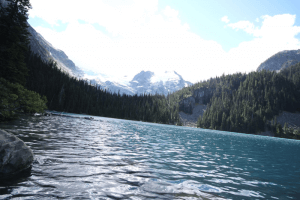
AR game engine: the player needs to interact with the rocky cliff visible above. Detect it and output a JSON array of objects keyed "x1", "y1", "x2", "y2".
[
  {"x1": 179, "y1": 104, "x2": 207, "y2": 127},
  {"x1": 179, "y1": 87, "x2": 213, "y2": 114},
  {"x1": 257, "y1": 49, "x2": 300, "y2": 72},
  {"x1": 28, "y1": 25, "x2": 84, "y2": 78}
]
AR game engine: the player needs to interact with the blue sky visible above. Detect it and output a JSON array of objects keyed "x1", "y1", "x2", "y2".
[
  {"x1": 28, "y1": 0, "x2": 300, "y2": 83},
  {"x1": 157, "y1": 0, "x2": 300, "y2": 51}
]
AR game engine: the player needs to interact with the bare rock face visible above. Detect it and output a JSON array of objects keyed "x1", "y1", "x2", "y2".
[
  {"x1": 179, "y1": 104, "x2": 207, "y2": 127},
  {"x1": 179, "y1": 96, "x2": 195, "y2": 114},
  {"x1": 0, "y1": 129, "x2": 34, "y2": 176},
  {"x1": 257, "y1": 49, "x2": 300, "y2": 72},
  {"x1": 27, "y1": 25, "x2": 84, "y2": 78},
  {"x1": 179, "y1": 87, "x2": 213, "y2": 114}
]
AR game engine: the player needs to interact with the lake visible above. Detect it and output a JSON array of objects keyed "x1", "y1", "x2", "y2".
[{"x1": 0, "y1": 112, "x2": 300, "y2": 199}]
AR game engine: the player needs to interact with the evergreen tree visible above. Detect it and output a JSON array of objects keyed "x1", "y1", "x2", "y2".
[{"x1": 0, "y1": 0, "x2": 31, "y2": 85}]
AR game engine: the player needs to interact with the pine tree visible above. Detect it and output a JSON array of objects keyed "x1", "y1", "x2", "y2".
[{"x1": 0, "y1": 0, "x2": 31, "y2": 85}]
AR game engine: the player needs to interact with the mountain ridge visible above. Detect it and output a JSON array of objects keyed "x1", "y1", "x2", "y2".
[
  {"x1": 28, "y1": 25, "x2": 85, "y2": 78},
  {"x1": 257, "y1": 49, "x2": 300, "y2": 72}
]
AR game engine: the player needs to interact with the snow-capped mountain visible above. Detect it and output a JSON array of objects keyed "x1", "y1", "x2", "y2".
[
  {"x1": 130, "y1": 70, "x2": 191, "y2": 95},
  {"x1": 86, "y1": 71, "x2": 192, "y2": 96},
  {"x1": 85, "y1": 73, "x2": 135, "y2": 95}
]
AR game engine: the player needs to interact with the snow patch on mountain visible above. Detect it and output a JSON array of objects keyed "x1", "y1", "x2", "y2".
[
  {"x1": 86, "y1": 70, "x2": 192, "y2": 96},
  {"x1": 84, "y1": 73, "x2": 135, "y2": 95},
  {"x1": 150, "y1": 71, "x2": 180, "y2": 84}
]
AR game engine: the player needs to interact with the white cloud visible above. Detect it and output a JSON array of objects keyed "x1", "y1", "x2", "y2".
[
  {"x1": 227, "y1": 20, "x2": 256, "y2": 34},
  {"x1": 227, "y1": 14, "x2": 300, "y2": 40},
  {"x1": 163, "y1": 5, "x2": 179, "y2": 18},
  {"x1": 30, "y1": 1, "x2": 226, "y2": 82},
  {"x1": 29, "y1": 1, "x2": 300, "y2": 83},
  {"x1": 30, "y1": 0, "x2": 159, "y2": 36},
  {"x1": 225, "y1": 14, "x2": 300, "y2": 74},
  {"x1": 254, "y1": 14, "x2": 300, "y2": 39},
  {"x1": 221, "y1": 16, "x2": 230, "y2": 23}
]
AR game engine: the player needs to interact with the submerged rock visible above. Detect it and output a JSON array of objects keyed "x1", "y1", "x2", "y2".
[
  {"x1": 84, "y1": 117, "x2": 94, "y2": 120},
  {"x1": 0, "y1": 129, "x2": 34, "y2": 177},
  {"x1": 43, "y1": 112, "x2": 52, "y2": 116}
]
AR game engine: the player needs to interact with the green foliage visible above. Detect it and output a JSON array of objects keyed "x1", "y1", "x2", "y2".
[
  {"x1": 0, "y1": 0, "x2": 32, "y2": 85},
  {"x1": 0, "y1": 77, "x2": 47, "y2": 121},
  {"x1": 275, "y1": 123, "x2": 283, "y2": 137}
]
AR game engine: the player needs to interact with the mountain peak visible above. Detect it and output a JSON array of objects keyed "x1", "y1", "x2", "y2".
[
  {"x1": 132, "y1": 71, "x2": 154, "y2": 80},
  {"x1": 257, "y1": 49, "x2": 300, "y2": 72}
]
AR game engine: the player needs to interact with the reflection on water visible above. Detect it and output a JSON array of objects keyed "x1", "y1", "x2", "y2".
[{"x1": 0, "y1": 113, "x2": 300, "y2": 199}]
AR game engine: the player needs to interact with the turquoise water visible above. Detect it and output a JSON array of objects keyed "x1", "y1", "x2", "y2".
[{"x1": 0, "y1": 112, "x2": 300, "y2": 199}]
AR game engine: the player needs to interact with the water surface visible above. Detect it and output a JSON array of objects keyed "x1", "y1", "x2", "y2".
[{"x1": 0, "y1": 113, "x2": 300, "y2": 199}]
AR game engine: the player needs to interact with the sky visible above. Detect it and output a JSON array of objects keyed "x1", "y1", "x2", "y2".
[{"x1": 28, "y1": 0, "x2": 300, "y2": 83}]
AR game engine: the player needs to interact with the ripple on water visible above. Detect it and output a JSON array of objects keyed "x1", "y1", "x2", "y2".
[{"x1": 1, "y1": 114, "x2": 300, "y2": 199}]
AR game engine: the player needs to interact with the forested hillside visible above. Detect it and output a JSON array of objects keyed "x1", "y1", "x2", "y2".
[
  {"x1": 198, "y1": 70, "x2": 299, "y2": 133},
  {"x1": 169, "y1": 73, "x2": 247, "y2": 112},
  {"x1": 169, "y1": 65, "x2": 300, "y2": 139}
]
